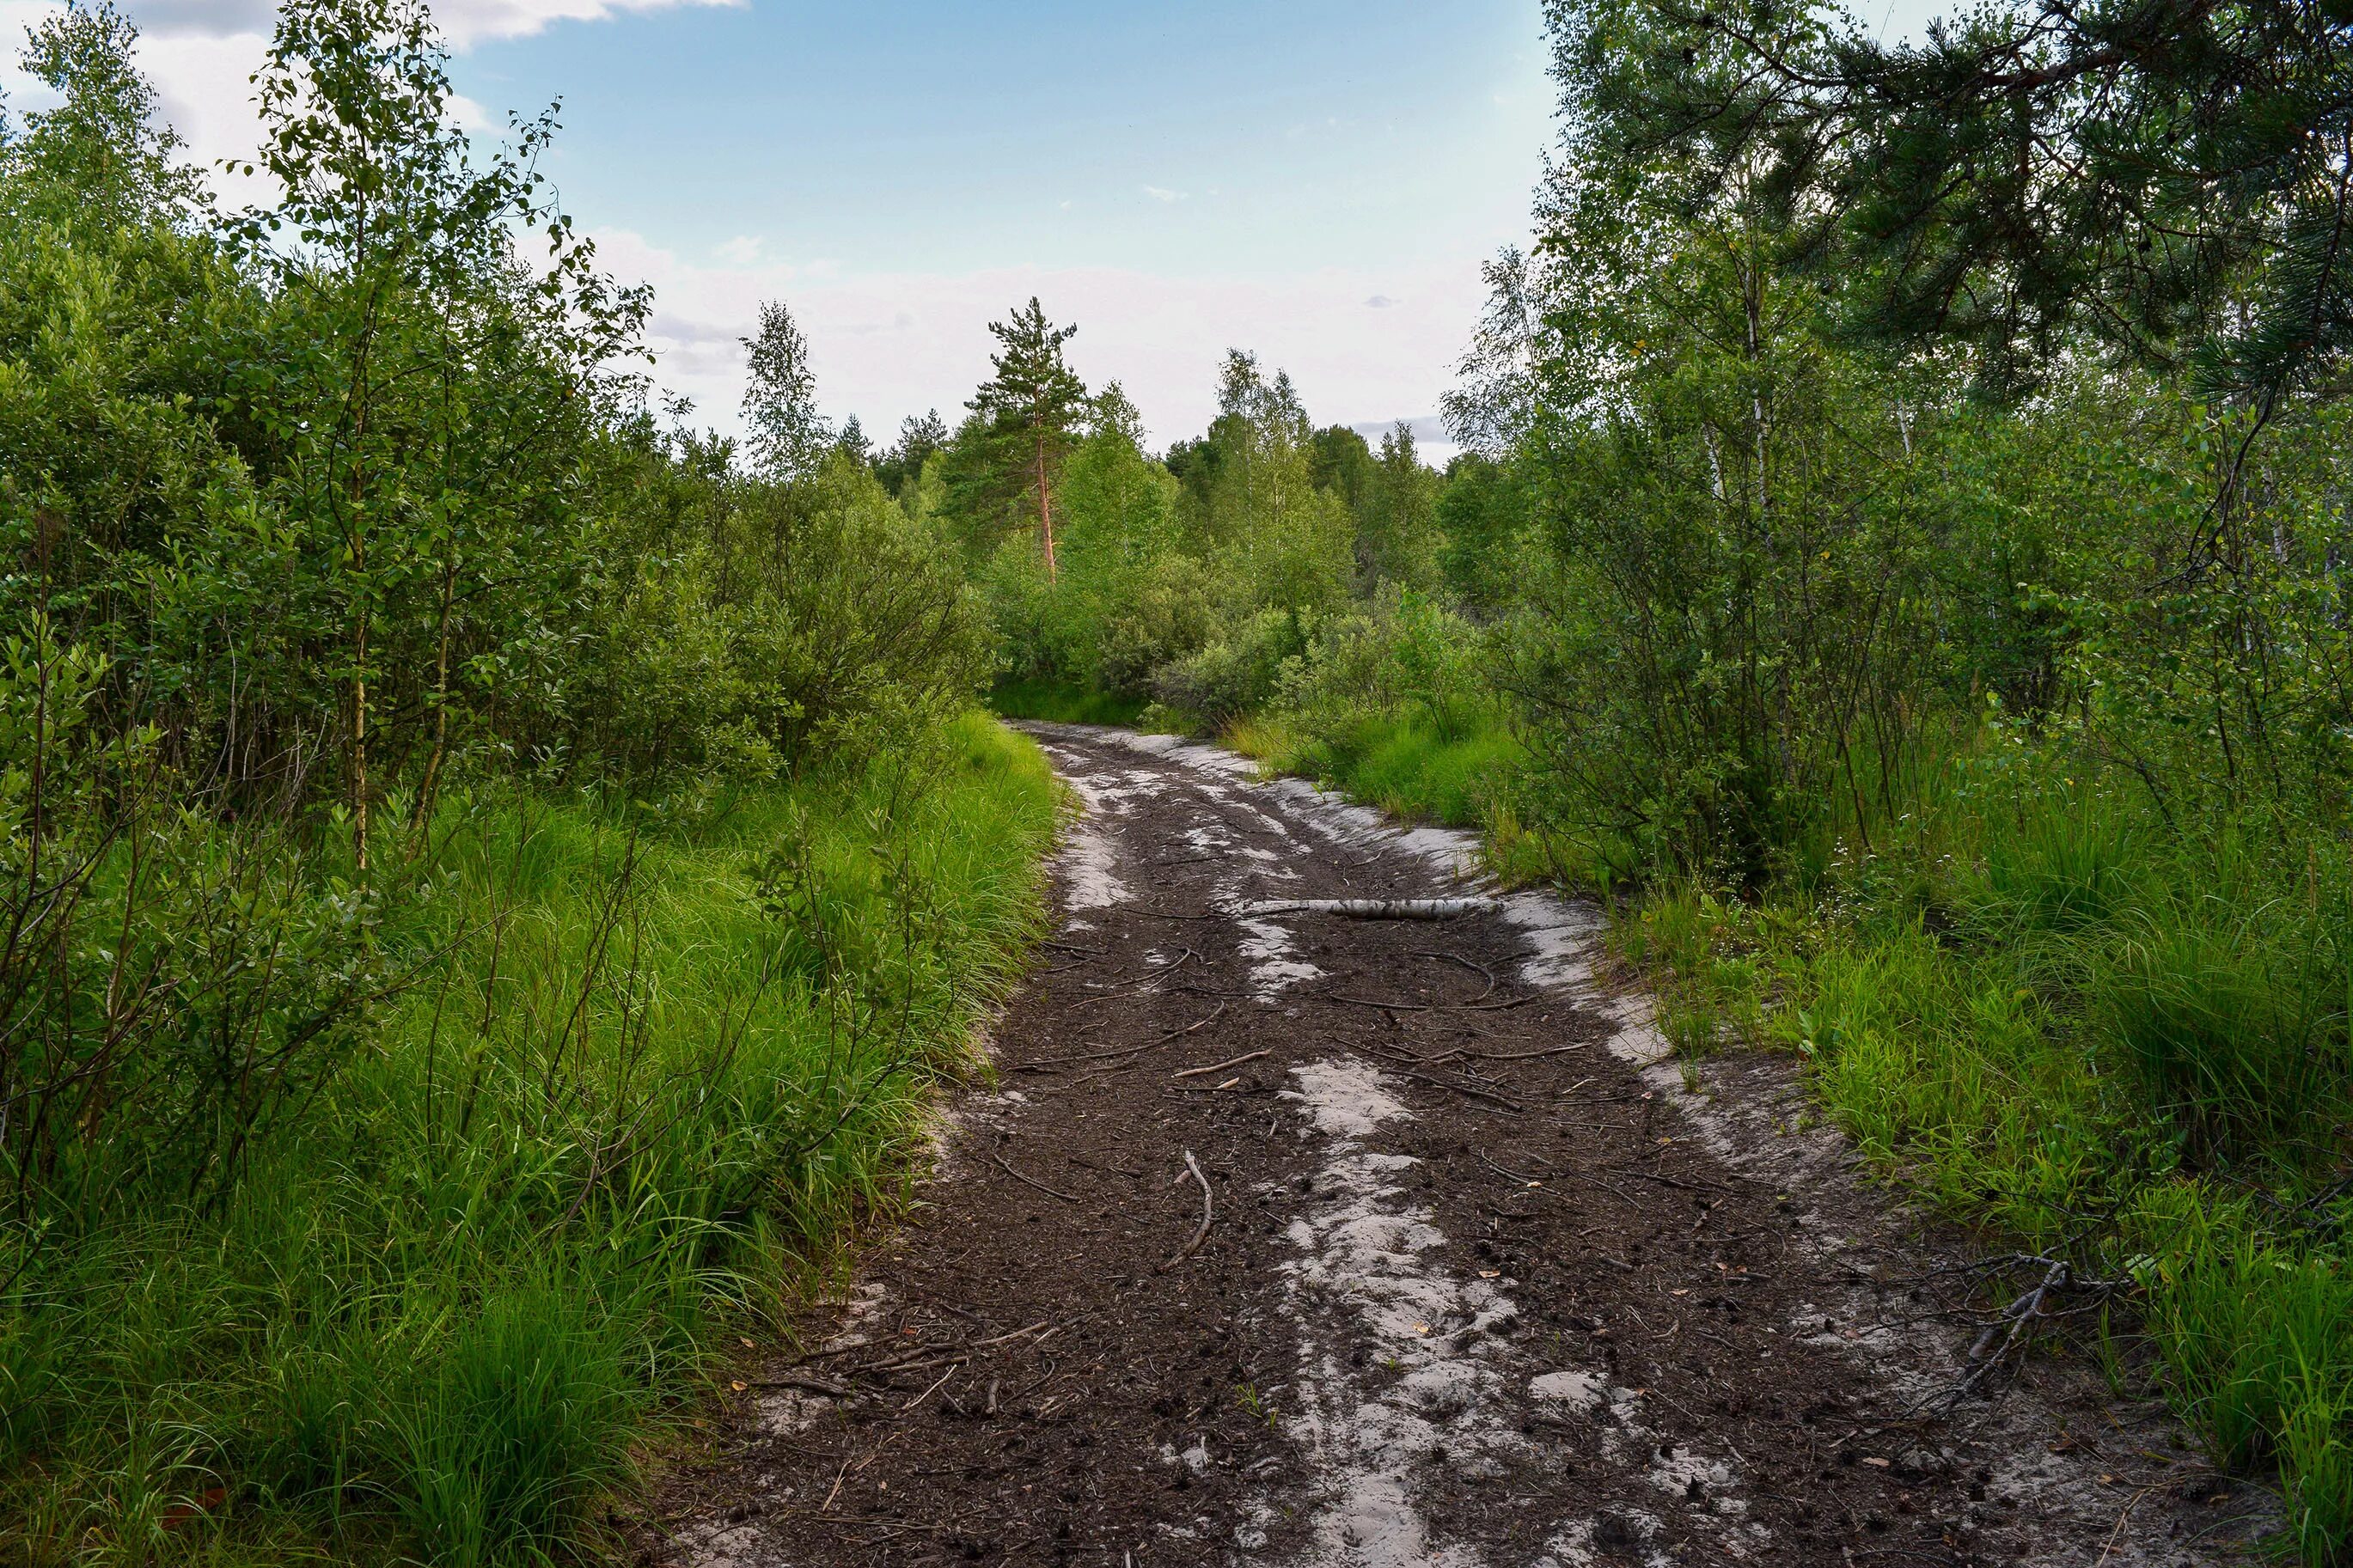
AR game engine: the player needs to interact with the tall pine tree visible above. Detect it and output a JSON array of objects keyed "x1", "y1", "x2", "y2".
[{"x1": 969, "y1": 297, "x2": 1085, "y2": 579}]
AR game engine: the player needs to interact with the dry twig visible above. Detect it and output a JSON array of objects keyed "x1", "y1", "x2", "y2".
[
  {"x1": 992, "y1": 1151, "x2": 1082, "y2": 1204},
  {"x1": 1173, "y1": 1049, "x2": 1269, "y2": 1080},
  {"x1": 1158, "y1": 1150, "x2": 1214, "y2": 1271}
]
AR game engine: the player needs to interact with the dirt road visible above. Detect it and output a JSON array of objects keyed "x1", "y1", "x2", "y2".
[{"x1": 655, "y1": 723, "x2": 2256, "y2": 1567}]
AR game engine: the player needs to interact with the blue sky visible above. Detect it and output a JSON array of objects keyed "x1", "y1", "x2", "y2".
[
  {"x1": 2, "y1": 0, "x2": 1946, "y2": 452},
  {"x1": 1, "y1": 0, "x2": 1556, "y2": 452},
  {"x1": 475, "y1": 3, "x2": 1551, "y2": 279},
  {"x1": 480, "y1": 1, "x2": 1559, "y2": 450}
]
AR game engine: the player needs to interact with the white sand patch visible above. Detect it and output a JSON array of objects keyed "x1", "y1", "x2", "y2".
[
  {"x1": 1238, "y1": 915, "x2": 1326, "y2": 997},
  {"x1": 1274, "y1": 1056, "x2": 1529, "y2": 1567},
  {"x1": 1528, "y1": 1369, "x2": 1608, "y2": 1413},
  {"x1": 1059, "y1": 821, "x2": 1129, "y2": 912}
]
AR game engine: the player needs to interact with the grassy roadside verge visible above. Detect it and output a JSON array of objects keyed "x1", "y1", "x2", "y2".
[
  {"x1": 1219, "y1": 709, "x2": 1553, "y2": 885},
  {"x1": 987, "y1": 678, "x2": 1152, "y2": 728},
  {"x1": 1616, "y1": 750, "x2": 2353, "y2": 1560},
  {"x1": 1, "y1": 713, "x2": 1059, "y2": 1566},
  {"x1": 1218, "y1": 707, "x2": 2353, "y2": 1561}
]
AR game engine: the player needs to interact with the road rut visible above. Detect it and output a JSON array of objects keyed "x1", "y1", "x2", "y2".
[{"x1": 651, "y1": 723, "x2": 2257, "y2": 1568}]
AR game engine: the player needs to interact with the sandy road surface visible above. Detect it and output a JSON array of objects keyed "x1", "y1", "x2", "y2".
[{"x1": 649, "y1": 723, "x2": 2258, "y2": 1568}]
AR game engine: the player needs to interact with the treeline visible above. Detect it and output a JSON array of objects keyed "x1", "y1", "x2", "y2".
[
  {"x1": 2, "y1": 0, "x2": 1047, "y2": 1559},
  {"x1": 807, "y1": 297, "x2": 1521, "y2": 782},
  {"x1": 904, "y1": 1, "x2": 2353, "y2": 1559}
]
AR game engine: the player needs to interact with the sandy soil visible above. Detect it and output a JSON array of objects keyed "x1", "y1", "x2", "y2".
[{"x1": 639, "y1": 723, "x2": 2264, "y2": 1567}]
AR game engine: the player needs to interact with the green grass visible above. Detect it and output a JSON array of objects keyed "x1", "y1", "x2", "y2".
[
  {"x1": 0, "y1": 712, "x2": 1058, "y2": 1565},
  {"x1": 1224, "y1": 708, "x2": 1555, "y2": 884},
  {"x1": 1611, "y1": 751, "x2": 2353, "y2": 1563},
  {"x1": 987, "y1": 677, "x2": 1150, "y2": 727}
]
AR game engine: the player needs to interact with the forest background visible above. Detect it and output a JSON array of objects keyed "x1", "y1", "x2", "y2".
[{"x1": 6, "y1": 0, "x2": 2353, "y2": 1561}]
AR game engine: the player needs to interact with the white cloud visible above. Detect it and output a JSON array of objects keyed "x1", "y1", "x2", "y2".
[
  {"x1": 1366, "y1": 294, "x2": 1397, "y2": 309},
  {"x1": 2, "y1": 0, "x2": 727, "y2": 198},
  {"x1": 713, "y1": 235, "x2": 764, "y2": 266},
  {"x1": 1141, "y1": 184, "x2": 1186, "y2": 204},
  {"x1": 594, "y1": 228, "x2": 1487, "y2": 459},
  {"x1": 107, "y1": 0, "x2": 737, "y2": 47}
]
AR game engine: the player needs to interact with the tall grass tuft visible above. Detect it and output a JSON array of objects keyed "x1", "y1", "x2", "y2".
[
  {"x1": 0, "y1": 713, "x2": 1058, "y2": 1563},
  {"x1": 2095, "y1": 908, "x2": 2348, "y2": 1168}
]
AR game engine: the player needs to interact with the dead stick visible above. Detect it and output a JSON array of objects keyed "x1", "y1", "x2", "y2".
[
  {"x1": 992, "y1": 1152, "x2": 1082, "y2": 1203},
  {"x1": 1413, "y1": 949, "x2": 1500, "y2": 1002},
  {"x1": 1018, "y1": 1003, "x2": 1226, "y2": 1070},
  {"x1": 1462, "y1": 1043, "x2": 1585, "y2": 1062},
  {"x1": 1397, "y1": 1068, "x2": 1522, "y2": 1112},
  {"x1": 969, "y1": 1319, "x2": 1053, "y2": 1349},
  {"x1": 1158, "y1": 1150, "x2": 1213, "y2": 1271},
  {"x1": 1173, "y1": 1049, "x2": 1269, "y2": 1080},
  {"x1": 901, "y1": 1364, "x2": 958, "y2": 1412}
]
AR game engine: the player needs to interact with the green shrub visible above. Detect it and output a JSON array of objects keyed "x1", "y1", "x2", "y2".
[
  {"x1": 0, "y1": 715, "x2": 1056, "y2": 1559},
  {"x1": 1150, "y1": 607, "x2": 1305, "y2": 725}
]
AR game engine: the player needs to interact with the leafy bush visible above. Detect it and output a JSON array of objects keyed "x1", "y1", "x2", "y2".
[
  {"x1": 0, "y1": 716, "x2": 1057, "y2": 1558},
  {"x1": 1274, "y1": 586, "x2": 1492, "y2": 744},
  {"x1": 1148, "y1": 607, "x2": 1305, "y2": 725},
  {"x1": 0, "y1": 9, "x2": 1053, "y2": 1560},
  {"x1": 1091, "y1": 552, "x2": 1220, "y2": 699}
]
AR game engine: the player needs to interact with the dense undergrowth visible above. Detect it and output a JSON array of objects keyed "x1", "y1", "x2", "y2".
[
  {"x1": 2, "y1": 718, "x2": 1054, "y2": 1562},
  {"x1": 0, "y1": 3, "x2": 1055, "y2": 1559},
  {"x1": 987, "y1": 678, "x2": 1150, "y2": 729},
  {"x1": 1614, "y1": 743, "x2": 2353, "y2": 1559},
  {"x1": 12, "y1": 0, "x2": 2353, "y2": 1555}
]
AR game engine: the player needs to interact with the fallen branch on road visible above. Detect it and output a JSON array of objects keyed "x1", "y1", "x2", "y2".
[
  {"x1": 1158, "y1": 1150, "x2": 1215, "y2": 1271},
  {"x1": 1172, "y1": 1048, "x2": 1269, "y2": 1080},
  {"x1": 1393, "y1": 1067, "x2": 1524, "y2": 1113},
  {"x1": 1230, "y1": 897, "x2": 1500, "y2": 920},
  {"x1": 992, "y1": 1151, "x2": 1083, "y2": 1204},
  {"x1": 1904, "y1": 1253, "x2": 2131, "y2": 1415}
]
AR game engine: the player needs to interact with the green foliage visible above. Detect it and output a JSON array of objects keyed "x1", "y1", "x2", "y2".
[
  {"x1": 1613, "y1": 748, "x2": 2353, "y2": 1561},
  {"x1": 949, "y1": 296, "x2": 1088, "y2": 572},
  {"x1": 922, "y1": 3, "x2": 2353, "y2": 1558},
  {"x1": 1432, "y1": 452, "x2": 1528, "y2": 614},
  {"x1": 579, "y1": 445, "x2": 992, "y2": 782},
  {"x1": 0, "y1": 719, "x2": 1056, "y2": 1559},
  {"x1": 987, "y1": 678, "x2": 1150, "y2": 728},
  {"x1": 1554, "y1": 0, "x2": 2353, "y2": 404},
  {"x1": 1149, "y1": 607, "x2": 1306, "y2": 727},
  {"x1": 1358, "y1": 423, "x2": 1441, "y2": 592},
  {"x1": 0, "y1": 5, "x2": 1048, "y2": 1559},
  {"x1": 741, "y1": 299, "x2": 830, "y2": 481},
  {"x1": 947, "y1": 345, "x2": 1450, "y2": 727}
]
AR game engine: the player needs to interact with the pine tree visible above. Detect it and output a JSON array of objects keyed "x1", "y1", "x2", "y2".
[
  {"x1": 1560, "y1": 0, "x2": 2353, "y2": 407},
  {"x1": 834, "y1": 412, "x2": 871, "y2": 466},
  {"x1": 969, "y1": 297, "x2": 1085, "y2": 580},
  {"x1": 877, "y1": 409, "x2": 948, "y2": 497}
]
